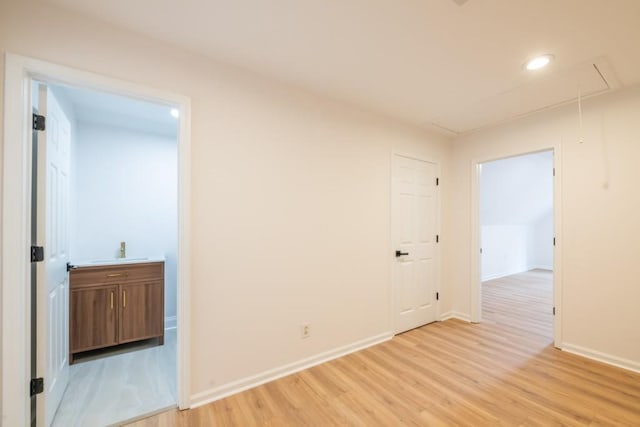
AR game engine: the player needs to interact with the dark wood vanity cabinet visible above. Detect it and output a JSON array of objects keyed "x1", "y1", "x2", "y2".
[
  {"x1": 70, "y1": 285, "x2": 119, "y2": 351},
  {"x1": 69, "y1": 261, "x2": 164, "y2": 363},
  {"x1": 119, "y1": 281, "x2": 164, "y2": 344}
]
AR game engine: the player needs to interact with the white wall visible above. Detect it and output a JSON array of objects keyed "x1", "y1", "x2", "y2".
[
  {"x1": 70, "y1": 121, "x2": 178, "y2": 322},
  {"x1": 480, "y1": 152, "x2": 553, "y2": 280},
  {"x1": 5, "y1": 0, "x2": 638, "y2": 417},
  {"x1": 0, "y1": 0, "x2": 453, "y2": 411},
  {"x1": 480, "y1": 225, "x2": 530, "y2": 280},
  {"x1": 452, "y1": 85, "x2": 640, "y2": 370},
  {"x1": 528, "y1": 212, "x2": 553, "y2": 269}
]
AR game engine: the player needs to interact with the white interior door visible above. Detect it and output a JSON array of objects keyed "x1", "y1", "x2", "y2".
[
  {"x1": 392, "y1": 154, "x2": 438, "y2": 334},
  {"x1": 36, "y1": 84, "x2": 71, "y2": 427}
]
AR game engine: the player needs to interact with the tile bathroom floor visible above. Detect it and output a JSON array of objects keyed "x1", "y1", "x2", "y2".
[{"x1": 52, "y1": 328, "x2": 176, "y2": 427}]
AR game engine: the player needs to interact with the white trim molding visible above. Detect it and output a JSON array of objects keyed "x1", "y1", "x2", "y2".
[
  {"x1": 440, "y1": 311, "x2": 471, "y2": 322},
  {"x1": 481, "y1": 270, "x2": 527, "y2": 282},
  {"x1": 482, "y1": 266, "x2": 554, "y2": 282},
  {"x1": 176, "y1": 93, "x2": 192, "y2": 410},
  {"x1": 165, "y1": 316, "x2": 177, "y2": 330},
  {"x1": 562, "y1": 343, "x2": 640, "y2": 374},
  {"x1": 2, "y1": 53, "x2": 192, "y2": 426},
  {"x1": 2, "y1": 51, "x2": 32, "y2": 427},
  {"x1": 191, "y1": 332, "x2": 393, "y2": 408},
  {"x1": 528, "y1": 265, "x2": 553, "y2": 271}
]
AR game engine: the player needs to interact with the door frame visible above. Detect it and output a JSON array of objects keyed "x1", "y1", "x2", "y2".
[
  {"x1": 469, "y1": 146, "x2": 562, "y2": 347},
  {"x1": 2, "y1": 53, "x2": 192, "y2": 425},
  {"x1": 390, "y1": 151, "x2": 441, "y2": 334}
]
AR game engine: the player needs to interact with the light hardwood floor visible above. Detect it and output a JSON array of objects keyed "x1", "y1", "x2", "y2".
[{"x1": 128, "y1": 270, "x2": 640, "y2": 426}]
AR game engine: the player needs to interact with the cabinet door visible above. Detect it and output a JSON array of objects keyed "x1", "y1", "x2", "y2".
[
  {"x1": 119, "y1": 281, "x2": 164, "y2": 343},
  {"x1": 70, "y1": 286, "x2": 118, "y2": 352}
]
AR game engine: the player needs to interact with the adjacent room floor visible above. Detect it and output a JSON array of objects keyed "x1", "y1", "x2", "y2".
[
  {"x1": 482, "y1": 268, "x2": 553, "y2": 341},
  {"x1": 129, "y1": 271, "x2": 640, "y2": 425},
  {"x1": 52, "y1": 329, "x2": 176, "y2": 427}
]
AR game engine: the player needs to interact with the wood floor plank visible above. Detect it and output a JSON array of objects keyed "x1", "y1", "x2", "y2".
[{"x1": 127, "y1": 270, "x2": 640, "y2": 426}]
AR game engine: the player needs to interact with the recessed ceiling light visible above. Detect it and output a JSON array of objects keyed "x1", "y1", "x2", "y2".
[
  {"x1": 524, "y1": 54, "x2": 554, "y2": 71},
  {"x1": 170, "y1": 108, "x2": 179, "y2": 118}
]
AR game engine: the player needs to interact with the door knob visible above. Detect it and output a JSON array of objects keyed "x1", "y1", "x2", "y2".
[{"x1": 395, "y1": 250, "x2": 409, "y2": 257}]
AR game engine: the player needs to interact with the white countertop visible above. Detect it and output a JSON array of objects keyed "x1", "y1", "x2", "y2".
[{"x1": 71, "y1": 256, "x2": 165, "y2": 268}]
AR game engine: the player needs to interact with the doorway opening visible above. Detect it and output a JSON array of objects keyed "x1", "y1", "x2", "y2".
[
  {"x1": 2, "y1": 54, "x2": 191, "y2": 427},
  {"x1": 477, "y1": 150, "x2": 555, "y2": 344},
  {"x1": 32, "y1": 81, "x2": 180, "y2": 426}
]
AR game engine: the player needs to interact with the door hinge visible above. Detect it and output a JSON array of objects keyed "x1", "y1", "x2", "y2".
[
  {"x1": 553, "y1": 168, "x2": 555, "y2": 177},
  {"x1": 480, "y1": 247, "x2": 483, "y2": 254},
  {"x1": 436, "y1": 235, "x2": 439, "y2": 243},
  {"x1": 436, "y1": 292, "x2": 439, "y2": 301},
  {"x1": 436, "y1": 177, "x2": 439, "y2": 186},
  {"x1": 553, "y1": 237, "x2": 556, "y2": 246},
  {"x1": 553, "y1": 307, "x2": 556, "y2": 316},
  {"x1": 30, "y1": 377, "x2": 44, "y2": 396},
  {"x1": 30, "y1": 246, "x2": 44, "y2": 263},
  {"x1": 32, "y1": 114, "x2": 46, "y2": 131}
]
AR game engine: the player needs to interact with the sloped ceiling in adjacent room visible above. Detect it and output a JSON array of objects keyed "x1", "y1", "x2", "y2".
[
  {"x1": 42, "y1": 0, "x2": 640, "y2": 134},
  {"x1": 480, "y1": 151, "x2": 554, "y2": 226}
]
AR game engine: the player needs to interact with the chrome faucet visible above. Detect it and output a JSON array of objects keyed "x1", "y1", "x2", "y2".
[{"x1": 120, "y1": 241, "x2": 126, "y2": 258}]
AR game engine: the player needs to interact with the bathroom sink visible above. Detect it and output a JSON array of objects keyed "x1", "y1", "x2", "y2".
[
  {"x1": 71, "y1": 256, "x2": 165, "y2": 268},
  {"x1": 90, "y1": 257, "x2": 149, "y2": 263}
]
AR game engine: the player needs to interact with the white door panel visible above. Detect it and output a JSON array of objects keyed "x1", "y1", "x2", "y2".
[
  {"x1": 36, "y1": 85, "x2": 70, "y2": 427},
  {"x1": 399, "y1": 261, "x2": 414, "y2": 313},
  {"x1": 393, "y1": 155, "x2": 438, "y2": 334}
]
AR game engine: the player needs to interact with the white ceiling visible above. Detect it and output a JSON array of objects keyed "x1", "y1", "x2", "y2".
[
  {"x1": 51, "y1": 84, "x2": 179, "y2": 137},
  {"x1": 44, "y1": 0, "x2": 640, "y2": 134}
]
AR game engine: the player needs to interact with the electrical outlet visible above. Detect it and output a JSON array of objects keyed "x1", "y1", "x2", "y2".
[{"x1": 301, "y1": 324, "x2": 311, "y2": 339}]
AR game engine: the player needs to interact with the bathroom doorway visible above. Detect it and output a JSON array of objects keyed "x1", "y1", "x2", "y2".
[
  {"x1": 31, "y1": 80, "x2": 181, "y2": 426},
  {"x1": 1, "y1": 55, "x2": 191, "y2": 427}
]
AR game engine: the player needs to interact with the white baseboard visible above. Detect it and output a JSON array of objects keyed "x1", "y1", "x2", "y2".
[
  {"x1": 481, "y1": 272, "x2": 504, "y2": 281},
  {"x1": 164, "y1": 315, "x2": 177, "y2": 330},
  {"x1": 440, "y1": 311, "x2": 471, "y2": 322},
  {"x1": 482, "y1": 266, "x2": 553, "y2": 282},
  {"x1": 562, "y1": 343, "x2": 640, "y2": 373},
  {"x1": 528, "y1": 265, "x2": 553, "y2": 271},
  {"x1": 190, "y1": 332, "x2": 393, "y2": 408},
  {"x1": 481, "y1": 269, "x2": 522, "y2": 281}
]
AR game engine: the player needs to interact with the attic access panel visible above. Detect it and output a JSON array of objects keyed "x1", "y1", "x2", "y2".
[{"x1": 433, "y1": 58, "x2": 617, "y2": 133}]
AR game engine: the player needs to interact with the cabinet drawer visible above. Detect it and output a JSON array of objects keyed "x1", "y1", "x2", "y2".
[{"x1": 70, "y1": 262, "x2": 164, "y2": 287}]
